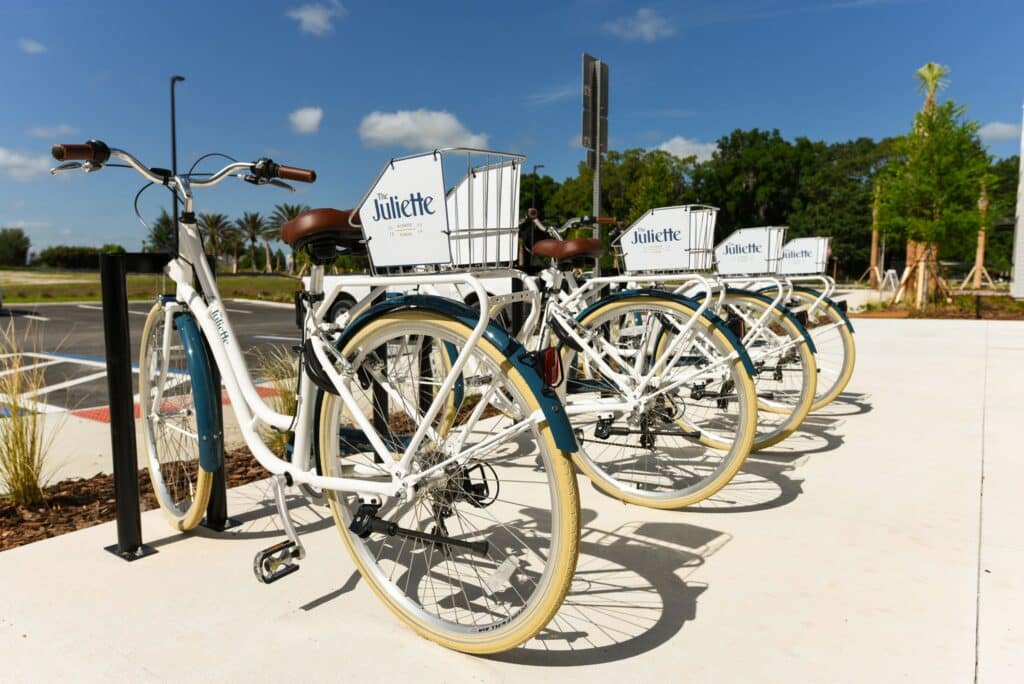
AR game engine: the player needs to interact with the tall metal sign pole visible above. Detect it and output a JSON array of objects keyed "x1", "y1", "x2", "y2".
[
  {"x1": 1011, "y1": 105, "x2": 1024, "y2": 299},
  {"x1": 582, "y1": 53, "x2": 608, "y2": 275}
]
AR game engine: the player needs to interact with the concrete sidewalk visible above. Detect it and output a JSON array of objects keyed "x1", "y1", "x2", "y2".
[{"x1": 0, "y1": 318, "x2": 1020, "y2": 682}]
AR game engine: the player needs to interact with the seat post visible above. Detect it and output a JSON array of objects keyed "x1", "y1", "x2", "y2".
[{"x1": 308, "y1": 263, "x2": 325, "y2": 297}]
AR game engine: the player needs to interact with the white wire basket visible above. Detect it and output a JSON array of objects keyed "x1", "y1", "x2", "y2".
[
  {"x1": 714, "y1": 226, "x2": 787, "y2": 276},
  {"x1": 778, "y1": 237, "x2": 831, "y2": 275},
  {"x1": 352, "y1": 148, "x2": 523, "y2": 275},
  {"x1": 612, "y1": 204, "x2": 718, "y2": 274}
]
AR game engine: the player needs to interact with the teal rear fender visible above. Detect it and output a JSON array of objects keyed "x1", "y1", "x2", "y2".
[
  {"x1": 331, "y1": 294, "x2": 577, "y2": 453},
  {"x1": 172, "y1": 311, "x2": 224, "y2": 473},
  {"x1": 575, "y1": 289, "x2": 756, "y2": 376},
  {"x1": 707, "y1": 288, "x2": 816, "y2": 353}
]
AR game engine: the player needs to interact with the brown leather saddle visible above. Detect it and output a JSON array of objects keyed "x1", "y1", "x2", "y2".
[
  {"x1": 280, "y1": 208, "x2": 366, "y2": 262},
  {"x1": 531, "y1": 238, "x2": 604, "y2": 263}
]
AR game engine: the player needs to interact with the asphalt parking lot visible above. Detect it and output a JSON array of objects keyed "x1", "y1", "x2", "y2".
[{"x1": 0, "y1": 299, "x2": 299, "y2": 413}]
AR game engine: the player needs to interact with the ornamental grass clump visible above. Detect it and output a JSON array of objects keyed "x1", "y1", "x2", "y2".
[
  {"x1": 0, "y1": 323, "x2": 55, "y2": 506},
  {"x1": 253, "y1": 344, "x2": 299, "y2": 456}
]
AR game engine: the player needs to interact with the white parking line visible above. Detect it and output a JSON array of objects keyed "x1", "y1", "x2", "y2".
[
  {"x1": 29, "y1": 370, "x2": 108, "y2": 397},
  {"x1": 226, "y1": 308, "x2": 252, "y2": 314},
  {"x1": 76, "y1": 304, "x2": 145, "y2": 316},
  {"x1": 23, "y1": 314, "x2": 50, "y2": 322},
  {"x1": 0, "y1": 358, "x2": 64, "y2": 378}
]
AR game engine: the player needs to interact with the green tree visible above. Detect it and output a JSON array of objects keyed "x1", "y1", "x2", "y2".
[
  {"x1": 268, "y1": 203, "x2": 308, "y2": 274},
  {"x1": 234, "y1": 212, "x2": 266, "y2": 272},
  {"x1": 520, "y1": 173, "x2": 561, "y2": 220},
  {"x1": 788, "y1": 137, "x2": 894, "y2": 277},
  {"x1": 198, "y1": 212, "x2": 235, "y2": 262},
  {"x1": 985, "y1": 155, "x2": 1020, "y2": 273},
  {"x1": 142, "y1": 208, "x2": 176, "y2": 253},
  {"x1": 0, "y1": 228, "x2": 31, "y2": 266},
  {"x1": 691, "y1": 129, "x2": 804, "y2": 239},
  {"x1": 880, "y1": 101, "x2": 988, "y2": 255}
]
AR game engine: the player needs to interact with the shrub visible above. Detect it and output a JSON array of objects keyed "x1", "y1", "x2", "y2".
[
  {"x1": 0, "y1": 323, "x2": 58, "y2": 505},
  {"x1": 33, "y1": 244, "x2": 125, "y2": 270}
]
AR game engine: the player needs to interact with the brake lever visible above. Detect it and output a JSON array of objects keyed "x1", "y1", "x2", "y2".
[
  {"x1": 269, "y1": 179, "x2": 295, "y2": 192},
  {"x1": 50, "y1": 161, "x2": 83, "y2": 175}
]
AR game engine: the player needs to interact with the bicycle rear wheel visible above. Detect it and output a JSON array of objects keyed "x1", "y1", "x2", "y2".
[
  {"x1": 788, "y1": 288, "x2": 856, "y2": 410},
  {"x1": 567, "y1": 294, "x2": 758, "y2": 508},
  {"x1": 714, "y1": 292, "x2": 817, "y2": 450},
  {"x1": 138, "y1": 302, "x2": 217, "y2": 531},
  {"x1": 316, "y1": 309, "x2": 579, "y2": 654}
]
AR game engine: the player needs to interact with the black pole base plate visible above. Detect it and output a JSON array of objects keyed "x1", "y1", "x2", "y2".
[
  {"x1": 104, "y1": 543, "x2": 158, "y2": 562},
  {"x1": 201, "y1": 516, "x2": 243, "y2": 532}
]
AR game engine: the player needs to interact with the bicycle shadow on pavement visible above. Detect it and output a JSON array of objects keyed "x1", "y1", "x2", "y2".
[
  {"x1": 488, "y1": 507, "x2": 726, "y2": 666},
  {"x1": 813, "y1": 392, "x2": 873, "y2": 417},
  {"x1": 147, "y1": 480, "x2": 334, "y2": 549}
]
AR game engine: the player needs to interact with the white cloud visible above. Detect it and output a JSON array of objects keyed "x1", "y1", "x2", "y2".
[
  {"x1": 359, "y1": 110, "x2": 488, "y2": 149},
  {"x1": 0, "y1": 148, "x2": 52, "y2": 180},
  {"x1": 604, "y1": 8, "x2": 675, "y2": 43},
  {"x1": 979, "y1": 121, "x2": 1021, "y2": 143},
  {"x1": 27, "y1": 123, "x2": 79, "y2": 138},
  {"x1": 19, "y1": 39, "x2": 47, "y2": 54},
  {"x1": 289, "y1": 107, "x2": 324, "y2": 134},
  {"x1": 526, "y1": 83, "x2": 577, "y2": 106},
  {"x1": 286, "y1": 1, "x2": 347, "y2": 36},
  {"x1": 658, "y1": 136, "x2": 717, "y2": 162}
]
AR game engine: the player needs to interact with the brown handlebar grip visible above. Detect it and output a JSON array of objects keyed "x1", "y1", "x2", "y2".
[
  {"x1": 52, "y1": 143, "x2": 95, "y2": 162},
  {"x1": 276, "y1": 164, "x2": 316, "y2": 183}
]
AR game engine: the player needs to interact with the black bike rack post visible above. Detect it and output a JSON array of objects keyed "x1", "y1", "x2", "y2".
[
  {"x1": 101, "y1": 253, "x2": 158, "y2": 561},
  {"x1": 101, "y1": 252, "x2": 232, "y2": 559}
]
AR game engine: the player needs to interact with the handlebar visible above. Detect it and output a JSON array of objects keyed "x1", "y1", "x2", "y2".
[{"x1": 49, "y1": 138, "x2": 316, "y2": 188}]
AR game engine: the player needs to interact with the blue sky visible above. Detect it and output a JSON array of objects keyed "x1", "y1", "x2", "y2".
[{"x1": 1, "y1": 0, "x2": 1021, "y2": 252}]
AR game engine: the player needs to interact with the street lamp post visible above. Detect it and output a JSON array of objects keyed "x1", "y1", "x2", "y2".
[{"x1": 531, "y1": 164, "x2": 545, "y2": 211}]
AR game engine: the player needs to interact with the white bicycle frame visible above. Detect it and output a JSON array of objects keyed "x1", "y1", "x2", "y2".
[
  {"x1": 468, "y1": 264, "x2": 743, "y2": 418},
  {"x1": 128, "y1": 158, "x2": 534, "y2": 504}
]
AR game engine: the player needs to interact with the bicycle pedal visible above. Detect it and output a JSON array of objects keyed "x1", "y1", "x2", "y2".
[{"x1": 254, "y1": 540, "x2": 301, "y2": 584}]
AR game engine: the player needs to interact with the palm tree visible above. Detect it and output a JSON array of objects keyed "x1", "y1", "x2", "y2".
[
  {"x1": 906, "y1": 62, "x2": 950, "y2": 305},
  {"x1": 269, "y1": 203, "x2": 309, "y2": 274},
  {"x1": 235, "y1": 211, "x2": 266, "y2": 272},
  {"x1": 914, "y1": 62, "x2": 949, "y2": 115},
  {"x1": 198, "y1": 212, "x2": 234, "y2": 267},
  {"x1": 220, "y1": 230, "x2": 244, "y2": 273}
]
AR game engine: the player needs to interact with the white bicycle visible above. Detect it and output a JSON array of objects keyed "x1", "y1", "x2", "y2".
[{"x1": 51, "y1": 140, "x2": 581, "y2": 654}]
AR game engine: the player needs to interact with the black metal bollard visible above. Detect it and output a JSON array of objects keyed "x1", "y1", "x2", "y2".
[{"x1": 101, "y1": 253, "x2": 156, "y2": 561}]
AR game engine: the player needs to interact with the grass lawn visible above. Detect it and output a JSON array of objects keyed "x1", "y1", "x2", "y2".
[{"x1": 0, "y1": 269, "x2": 302, "y2": 304}]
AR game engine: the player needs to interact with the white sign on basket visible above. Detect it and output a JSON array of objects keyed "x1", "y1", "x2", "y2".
[
  {"x1": 616, "y1": 205, "x2": 717, "y2": 272},
  {"x1": 358, "y1": 154, "x2": 451, "y2": 268},
  {"x1": 715, "y1": 226, "x2": 787, "y2": 275},
  {"x1": 779, "y1": 237, "x2": 830, "y2": 275}
]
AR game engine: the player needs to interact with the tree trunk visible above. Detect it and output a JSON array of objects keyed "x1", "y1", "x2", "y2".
[
  {"x1": 264, "y1": 240, "x2": 273, "y2": 274},
  {"x1": 869, "y1": 183, "x2": 881, "y2": 288}
]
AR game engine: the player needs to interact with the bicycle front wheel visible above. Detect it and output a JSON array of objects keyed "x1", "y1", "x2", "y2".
[
  {"x1": 138, "y1": 302, "x2": 216, "y2": 531},
  {"x1": 316, "y1": 309, "x2": 579, "y2": 654}
]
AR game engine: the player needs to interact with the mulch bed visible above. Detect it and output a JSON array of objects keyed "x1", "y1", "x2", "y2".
[{"x1": 0, "y1": 447, "x2": 266, "y2": 552}]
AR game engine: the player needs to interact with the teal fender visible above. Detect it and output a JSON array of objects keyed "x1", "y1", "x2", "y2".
[{"x1": 173, "y1": 311, "x2": 224, "y2": 472}]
